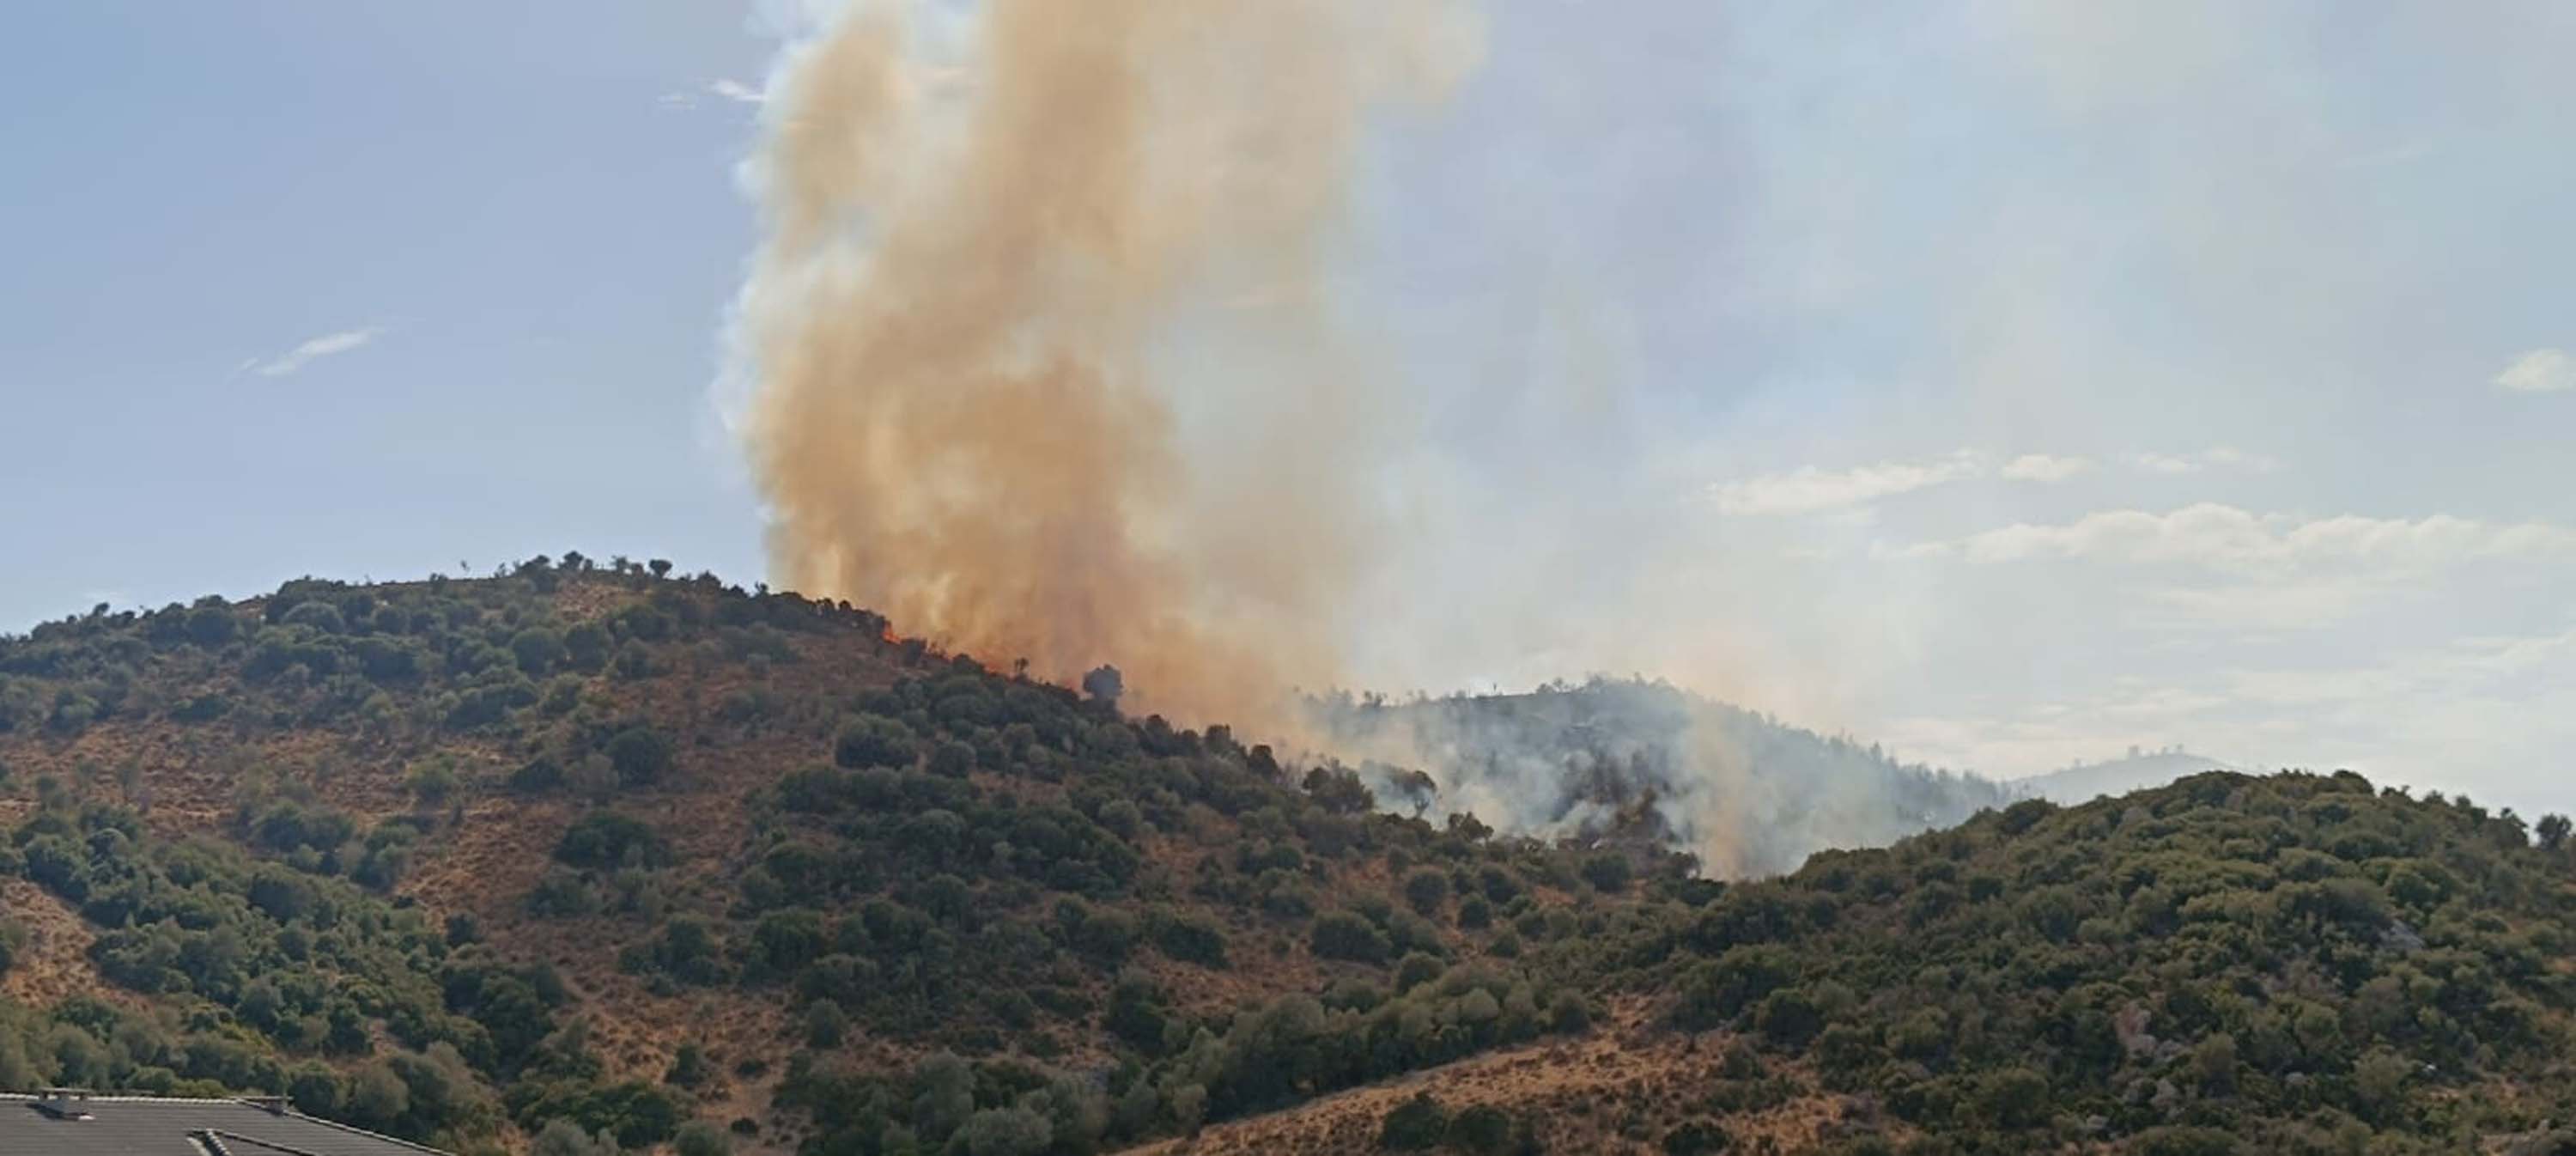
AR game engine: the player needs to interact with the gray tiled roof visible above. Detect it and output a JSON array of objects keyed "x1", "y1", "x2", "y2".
[{"x1": 0, "y1": 1093, "x2": 452, "y2": 1156}]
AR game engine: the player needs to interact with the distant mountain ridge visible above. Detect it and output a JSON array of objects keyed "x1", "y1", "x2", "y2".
[{"x1": 2012, "y1": 748, "x2": 2238, "y2": 805}]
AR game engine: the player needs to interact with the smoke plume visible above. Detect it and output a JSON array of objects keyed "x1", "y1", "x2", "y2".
[
  {"x1": 726, "y1": 0, "x2": 1479, "y2": 725},
  {"x1": 1309, "y1": 680, "x2": 2013, "y2": 878}
]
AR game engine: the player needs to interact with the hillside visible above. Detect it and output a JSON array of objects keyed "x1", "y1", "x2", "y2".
[
  {"x1": 1179, "y1": 770, "x2": 2576, "y2": 1155},
  {"x1": 0, "y1": 560, "x2": 1671, "y2": 1155},
  {"x1": 3, "y1": 560, "x2": 2575, "y2": 1156},
  {"x1": 2012, "y1": 751, "x2": 2238, "y2": 806}
]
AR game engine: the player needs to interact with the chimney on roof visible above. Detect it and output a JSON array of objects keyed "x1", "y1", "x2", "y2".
[
  {"x1": 37, "y1": 1088, "x2": 95, "y2": 1120},
  {"x1": 241, "y1": 1095, "x2": 291, "y2": 1116}
]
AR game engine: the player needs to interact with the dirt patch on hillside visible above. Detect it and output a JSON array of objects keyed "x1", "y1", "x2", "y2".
[
  {"x1": 1118, "y1": 1007, "x2": 1889, "y2": 1156},
  {"x1": 1, "y1": 877, "x2": 134, "y2": 1011}
]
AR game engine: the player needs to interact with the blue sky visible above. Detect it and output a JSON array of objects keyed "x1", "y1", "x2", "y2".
[
  {"x1": 3, "y1": 3, "x2": 775, "y2": 611},
  {"x1": 6, "y1": 2, "x2": 2573, "y2": 812}
]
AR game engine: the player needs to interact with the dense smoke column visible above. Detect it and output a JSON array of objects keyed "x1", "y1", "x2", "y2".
[{"x1": 727, "y1": 0, "x2": 1478, "y2": 726}]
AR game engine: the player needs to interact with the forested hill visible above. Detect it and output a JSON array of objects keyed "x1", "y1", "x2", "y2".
[
  {"x1": 0, "y1": 560, "x2": 1672, "y2": 1154},
  {"x1": 1306, "y1": 679, "x2": 2012, "y2": 877},
  {"x1": 3, "y1": 560, "x2": 2574, "y2": 1156}
]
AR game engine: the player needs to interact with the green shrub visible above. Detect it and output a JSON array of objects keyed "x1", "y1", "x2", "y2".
[
  {"x1": 1753, "y1": 987, "x2": 1826, "y2": 1048},
  {"x1": 1379, "y1": 1092, "x2": 1446, "y2": 1150},
  {"x1": 1403, "y1": 867, "x2": 1450, "y2": 914},
  {"x1": 673, "y1": 1119, "x2": 732, "y2": 1156},
  {"x1": 1311, "y1": 910, "x2": 1392, "y2": 964},
  {"x1": 554, "y1": 812, "x2": 668, "y2": 869},
  {"x1": 1148, "y1": 910, "x2": 1229, "y2": 968},
  {"x1": 834, "y1": 715, "x2": 916, "y2": 770},
  {"x1": 605, "y1": 727, "x2": 674, "y2": 786},
  {"x1": 1580, "y1": 853, "x2": 1633, "y2": 893},
  {"x1": 1442, "y1": 1104, "x2": 1515, "y2": 1153},
  {"x1": 1662, "y1": 1119, "x2": 1730, "y2": 1155}
]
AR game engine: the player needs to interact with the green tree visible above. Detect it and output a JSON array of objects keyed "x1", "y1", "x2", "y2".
[
  {"x1": 674, "y1": 1119, "x2": 733, "y2": 1156},
  {"x1": 1311, "y1": 911, "x2": 1391, "y2": 963},
  {"x1": 835, "y1": 715, "x2": 916, "y2": 770},
  {"x1": 957, "y1": 1106, "x2": 1053, "y2": 1156},
  {"x1": 512, "y1": 628, "x2": 567, "y2": 675},
  {"x1": 665, "y1": 1043, "x2": 711, "y2": 1088},
  {"x1": 1975, "y1": 1067, "x2": 2050, "y2": 1130},
  {"x1": 911, "y1": 1052, "x2": 975, "y2": 1142},
  {"x1": 532, "y1": 1119, "x2": 620, "y2": 1156},
  {"x1": 1379, "y1": 1093, "x2": 1447, "y2": 1151},
  {"x1": 348, "y1": 1064, "x2": 410, "y2": 1132},
  {"x1": 1402, "y1": 867, "x2": 1450, "y2": 915},
  {"x1": 186, "y1": 604, "x2": 240, "y2": 646},
  {"x1": 1662, "y1": 1120, "x2": 1730, "y2": 1155},
  {"x1": 405, "y1": 760, "x2": 461, "y2": 806},
  {"x1": 555, "y1": 811, "x2": 668, "y2": 869},
  {"x1": 804, "y1": 998, "x2": 849, "y2": 1047},
  {"x1": 605, "y1": 727, "x2": 674, "y2": 786},
  {"x1": 1080, "y1": 665, "x2": 1123, "y2": 708},
  {"x1": 563, "y1": 623, "x2": 611, "y2": 671},
  {"x1": 1580, "y1": 853, "x2": 1633, "y2": 893},
  {"x1": 1443, "y1": 1104, "x2": 1516, "y2": 1153}
]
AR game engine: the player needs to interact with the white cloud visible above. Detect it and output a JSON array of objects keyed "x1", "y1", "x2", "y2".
[
  {"x1": 1710, "y1": 452, "x2": 1982, "y2": 515},
  {"x1": 1710, "y1": 447, "x2": 2090, "y2": 516},
  {"x1": 1899, "y1": 503, "x2": 2576, "y2": 570},
  {"x1": 1998, "y1": 453, "x2": 2093, "y2": 482},
  {"x1": 2495, "y1": 348, "x2": 2573, "y2": 393},
  {"x1": 2128, "y1": 446, "x2": 2280, "y2": 475},
  {"x1": 244, "y1": 326, "x2": 384, "y2": 378},
  {"x1": 659, "y1": 80, "x2": 765, "y2": 109},
  {"x1": 2199, "y1": 445, "x2": 2281, "y2": 472}
]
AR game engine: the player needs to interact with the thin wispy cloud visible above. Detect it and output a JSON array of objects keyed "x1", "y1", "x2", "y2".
[
  {"x1": 1998, "y1": 453, "x2": 2093, "y2": 482},
  {"x1": 2128, "y1": 446, "x2": 2281, "y2": 475},
  {"x1": 1710, "y1": 453, "x2": 1983, "y2": 515},
  {"x1": 1890, "y1": 503, "x2": 2576, "y2": 570},
  {"x1": 1710, "y1": 449, "x2": 2089, "y2": 516},
  {"x1": 239, "y1": 326, "x2": 384, "y2": 379},
  {"x1": 660, "y1": 79, "x2": 766, "y2": 109},
  {"x1": 2495, "y1": 348, "x2": 2573, "y2": 393}
]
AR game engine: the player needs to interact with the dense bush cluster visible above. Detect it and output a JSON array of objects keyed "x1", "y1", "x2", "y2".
[
  {"x1": 1590, "y1": 771, "x2": 2576, "y2": 1153},
  {"x1": 592, "y1": 635, "x2": 1614, "y2": 1151},
  {"x1": 0, "y1": 797, "x2": 567, "y2": 1149}
]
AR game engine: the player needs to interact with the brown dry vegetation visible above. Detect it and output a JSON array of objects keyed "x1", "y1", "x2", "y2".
[
  {"x1": 0, "y1": 877, "x2": 125, "y2": 1011},
  {"x1": 1119, "y1": 1001, "x2": 1880, "y2": 1156}
]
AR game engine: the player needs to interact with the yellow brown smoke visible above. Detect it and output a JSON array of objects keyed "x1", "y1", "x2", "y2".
[{"x1": 731, "y1": 1, "x2": 1479, "y2": 726}]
